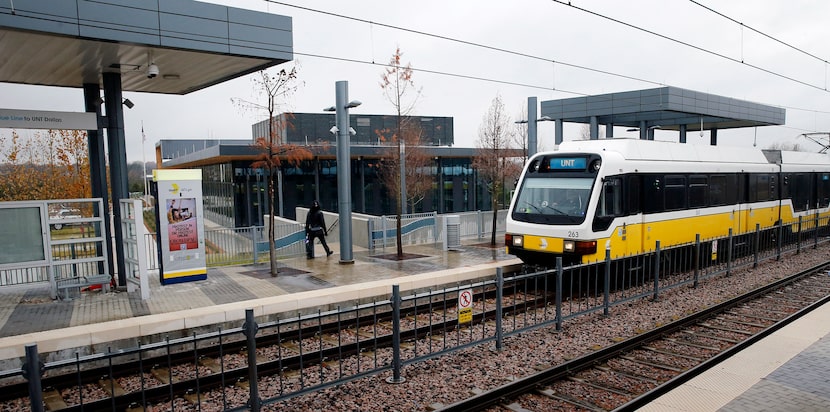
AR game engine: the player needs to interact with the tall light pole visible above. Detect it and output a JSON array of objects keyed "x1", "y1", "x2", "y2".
[
  {"x1": 515, "y1": 96, "x2": 554, "y2": 159},
  {"x1": 324, "y1": 81, "x2": 361, "y2": 264}
]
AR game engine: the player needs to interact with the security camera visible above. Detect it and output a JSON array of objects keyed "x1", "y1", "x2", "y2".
[{"x1": 147, "y1": 63, "x2": 159, "y2": 79}]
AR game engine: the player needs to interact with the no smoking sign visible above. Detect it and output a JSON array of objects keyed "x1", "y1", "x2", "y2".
[{"x1": 458, "y1": 289, "x2": 473, "y2": 324}]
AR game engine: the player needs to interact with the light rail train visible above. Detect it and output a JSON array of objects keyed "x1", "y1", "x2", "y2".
[{"x1": 505, "y1": 139, "x2": 830, "y2": 266}]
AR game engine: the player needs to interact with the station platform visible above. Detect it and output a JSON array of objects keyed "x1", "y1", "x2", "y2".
[
  {"x1": 640, "y1": 300, "x2": 830, "y2": 412},
  {"x1": 1, "y1": 240, "x2": 828, "y2": 412},
  {"x1": 0, "y1": 240, "x2": 521, "y2": 363}
]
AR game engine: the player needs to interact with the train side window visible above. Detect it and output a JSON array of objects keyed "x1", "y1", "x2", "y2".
[
  {"x1": 819, "y1": 174, "x2": 830, "y2": 207},
  {"x1": 729, "y1": 174, "x2": 742, "y2": 204},
  {"x1": 643, "y1": 175, "x2": 663, "y2": 213},
  {"x1": 626, "y1": 175, "x2": 641, "y2": 214},
  {"x1": 664, "y1": 175, "x2": 686, "y2": 211},
  {"x1": 689, "y1": 175, "x2": 708, "y2": 208},
  {"x1": 710, "y1": 175, "x2": 726, "y2": 205},
  {"x1": 597, "y1": 177, "x2": 623, "y2": 218},
  {"x1": 793, "y1": 173, "x2": 812, "y2": 211},
  {"x1": 755, "y1": 174, "x2": 771, "y2": 201}
]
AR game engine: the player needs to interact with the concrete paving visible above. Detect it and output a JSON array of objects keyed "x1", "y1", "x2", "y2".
[
  {"x1": 2, "y1": 238, "x2": 828, "y2": 412},
  {"x1": 640, "y1": 301, "x2": 830, "y2": 412},
  {"x1": 0, "y1": 240, "x2": 521, "y2": 364},
  {"x1": 0, "y1": 240, "x2": 515, "y2": 338}
]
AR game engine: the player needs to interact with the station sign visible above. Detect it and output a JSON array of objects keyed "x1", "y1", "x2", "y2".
[
  {"x1": 0, "y1": 108, "x2": 97, "y2": 130},
  {"x1": 458, "y1": 289, "x2": 473, "y2": 324}
]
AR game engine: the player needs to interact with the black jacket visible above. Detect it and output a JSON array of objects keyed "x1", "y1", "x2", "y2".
[{"x1": 305, "y1": 208, "x2": 327, "y2": 235}]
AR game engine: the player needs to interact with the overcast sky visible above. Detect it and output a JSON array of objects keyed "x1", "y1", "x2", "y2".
[{"x1": 2, "y1": 0, "x2": 830, "y2": 163}]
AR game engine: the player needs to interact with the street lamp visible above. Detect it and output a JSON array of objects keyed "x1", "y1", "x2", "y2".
[
  {"x1": 515, "y1": 97, "x2": 555, "y2": 159},
  {"x1": 323, "y1": 81, "x2": 361, "y2": 264}
]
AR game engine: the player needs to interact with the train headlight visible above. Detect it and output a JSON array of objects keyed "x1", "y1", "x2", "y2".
[
  {"x1": 563, "y1": 240, "x2": 597, "y2": 254},
  {"x1": 511, "y1": 235, "x2": 523, "y2": 247}
]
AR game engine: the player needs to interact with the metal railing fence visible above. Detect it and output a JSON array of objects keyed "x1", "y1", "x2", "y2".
[
  {"x1": 141, "y1": 211, "x2": 509, "y2": 270},
  {"x1": 8, "y1": 214, "x2": 829, "y2": 411}
]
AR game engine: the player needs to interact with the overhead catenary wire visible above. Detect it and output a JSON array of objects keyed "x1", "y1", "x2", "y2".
[
  {"x1": 548, "y1": 0, "x2": 828, "y2": 92},
  {"x1": 688, "y1": 0, "x2": 830, "y2": 65},
  {"x1": 266, "y1": 0, "x2": 664, "y2": 88},
  {"x1": 268, "y1": 0, "x2": 830, "y2": 119}
]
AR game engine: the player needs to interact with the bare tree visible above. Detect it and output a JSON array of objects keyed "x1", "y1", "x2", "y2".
[
  {"x1": 377, "y1": 47, "x2": 422, "y2": 258},
  {"x1": 473, "y1": 95, "x2": 523, "y2": 246},
  {"x1": 767, "y1": 141, "x2": 804, "y2": 151},
  {"x1": 232, "y1": 65, "x2": 311, "y2": 276},
  {"x1": 579, "y1": 124, "x2": 605, "y2": 140},
  {"x1": 376, "y1": 122, "x2": 433, "y2": 213}
]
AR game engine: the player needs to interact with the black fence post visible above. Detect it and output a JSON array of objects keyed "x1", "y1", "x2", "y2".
[
  {"x1": 814, "y1": 211, "x2": 819, "y2": 249},
  {"x1": 652, "y1": 241, "x2": 661, "y2": 301},
  {"x1": 603, "y1": 248, "x2": 611, "y2": 317},
  {"x1": 495, "y1": 268, "x2": 503, "y2": 351},
  {"x1": 555, "y1": 257, "x2": 563, "y2": 331},
  {"x1": 797, "y1": 216, "x2": 802, "y2": 254},
  {"x1": 726, "y1": 228, "x2": 733, "y2": 276},
  {"x1": 386, "y1": 284, "x2": 405, "y2": 383},
  {"x1": 251, "y1": 226, "x2": 258, "y2": 265},
  {"x1": 776, "y1": 220, "x2": 783, "y2": 261},
  {"x1": 243, "y1": 308, "x2": 260, "y2": 412},
  {"x1": 754, "y1": 224, "x2": 760, "y2": 268},
  {"x1": 23, "y1": 344, "x2": 44, "y2": 412},
  {"x1": 693, "y1": 234, "x2": 700, "y2": 288}
]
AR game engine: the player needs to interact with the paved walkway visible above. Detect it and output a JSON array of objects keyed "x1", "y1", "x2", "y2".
[
  {"x1": 3, "y1": 239, "x2": 828, "y2": 411},
  {"x1": 641, "y1": 300, "x2": 830, "y2": 411},
  {"x1": 0, "y1": 240, "x2": 518, "y2": 339}
]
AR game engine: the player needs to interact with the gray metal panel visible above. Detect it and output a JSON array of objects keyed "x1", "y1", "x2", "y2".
[
  {"x1": 0, "y1": 1, "x2": 79, "y2": 35},
  {"x1": 159, "y1": 0, "x2": 230, "y2": 53},
  {"x1": 78, "y1": 0, "x2": 160, "y2": 45},
  {"x1": 0, "y1": 0, "x2": 294, "y2": 94},
  {"x1": 228, "y1": 8, "x2": 293, "y2": 58},
  {"x1": 539, "y1": 86, "x2": 786, "y2": 136}
]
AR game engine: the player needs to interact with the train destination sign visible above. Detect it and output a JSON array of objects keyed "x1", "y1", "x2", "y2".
[{"x1": 549, "y1": 157, "x2": 587, "y2": 170}]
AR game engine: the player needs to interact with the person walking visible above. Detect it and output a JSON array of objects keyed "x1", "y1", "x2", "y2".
[{"x1": 305, "y1": 200, "x2": 333, "y2": 258}]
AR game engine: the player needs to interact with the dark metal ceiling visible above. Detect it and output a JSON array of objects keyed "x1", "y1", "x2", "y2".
[{"x1": 0, "y1": 1, "x2": 293, "y2": 95}]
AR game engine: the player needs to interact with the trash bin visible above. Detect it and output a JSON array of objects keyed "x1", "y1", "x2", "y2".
[{"x1": 443, "y1": 215, "x2": 461, "y2": 251}]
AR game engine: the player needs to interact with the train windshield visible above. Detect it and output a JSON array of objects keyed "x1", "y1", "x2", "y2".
[{"x1": 512, "y1": 177, "x2": 594, "y2": 223}]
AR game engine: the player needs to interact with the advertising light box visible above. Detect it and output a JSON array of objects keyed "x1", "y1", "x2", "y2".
[{"x1": 154, "y1": 169, "x2": 207, "y2": 284}]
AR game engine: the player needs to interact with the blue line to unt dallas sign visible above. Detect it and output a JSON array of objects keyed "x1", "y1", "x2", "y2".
[{"x1": 0, "y1": 108, "x2": 97, "y2": 130}]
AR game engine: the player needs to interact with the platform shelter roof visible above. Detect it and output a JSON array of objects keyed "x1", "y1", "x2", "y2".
[
  {"x1": 541, "y1": 86, "x2": 785, "y2": 132},
  {"x1": 0, "y1": 0, "x2": 293, "y2": 95}
]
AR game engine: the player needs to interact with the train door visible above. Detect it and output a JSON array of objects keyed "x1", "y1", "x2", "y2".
[
  {"x1": 639, "y1": 174, "x2": 662, "y2": 255},
  {"x1": 734, "y1": 177, "x2": 749, "y2": 248},
  {"x1": 732, "y1": 173, "x2": 752, "y2": 258},
  {"x1": 597, "y1": 175, "x2": 642, "y2": 258}
]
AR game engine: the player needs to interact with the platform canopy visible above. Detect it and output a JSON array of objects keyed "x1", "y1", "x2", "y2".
[
  {"x1": 0, "y1": 0, "x2": 294, "y2": 288},
  {"x1": 542, "y1": 86, "x2": 785, "y2": 133},
  {"x1": 0, "y1": 0, "x2": 293, "y2": 95}
]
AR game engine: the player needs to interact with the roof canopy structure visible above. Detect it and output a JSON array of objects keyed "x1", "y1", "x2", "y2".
[
  {"x1": 540, "y1": 86, "x2": 785, "y2": 144},
  {"x1": 0, "y1": 0, "x2": 292, "y2": 94},
  {"x1": 0, "y1": 0, "x2": 293, "y2": 286}
]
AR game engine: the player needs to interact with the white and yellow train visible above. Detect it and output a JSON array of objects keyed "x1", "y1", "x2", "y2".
[{"x1": 505, "y1": 139, "x2": 830, "y2": 266}]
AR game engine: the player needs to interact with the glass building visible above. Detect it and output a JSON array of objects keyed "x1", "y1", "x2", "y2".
[{"x1": 156, "y1": 113, "x2": 520, "y2": 227}]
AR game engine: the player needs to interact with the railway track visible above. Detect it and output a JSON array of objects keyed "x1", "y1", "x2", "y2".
[
  {"x1": 437, "y1": 263, "x2": 830, "y2": 412},
  {"x1": 1, "y1": 270, "x2": 551, "y2": 411}
]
